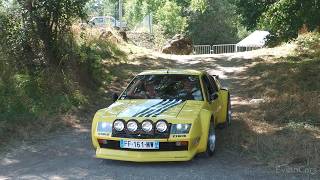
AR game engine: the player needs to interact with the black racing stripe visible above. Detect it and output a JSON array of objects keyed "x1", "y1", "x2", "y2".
[
  {"x1": 150, "y1": 100, "x2": 184, "y2": 117},
  {"x1": 141, "y1": 99, "x2": 177, "y2": 117},
  {"x1": 136, "y1": 99, "x2": 174, "y2": 117},
  {"x1": 132, "y1": 99, "x2": 166, "y2": 117}
]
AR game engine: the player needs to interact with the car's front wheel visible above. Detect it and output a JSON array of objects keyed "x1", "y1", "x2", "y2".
[
  {"x1": 205, "y1": 122, "x2": 216, "y2": 157},
  {"x1": 226, "y1": 94, "x2": 231, "y2": 126}
]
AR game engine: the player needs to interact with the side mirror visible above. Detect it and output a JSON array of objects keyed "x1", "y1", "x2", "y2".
[
  {"x1": 112, "y1": 93, "x2": 119, "y2": 102},
  {"x1": 211, "y1": 75, "x2": 219, "y2": 80},
  {"x1": 210, "y1": 93, "x2": 219, "y2": 101}
]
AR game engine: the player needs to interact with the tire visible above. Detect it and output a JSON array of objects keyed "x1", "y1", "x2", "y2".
[
  {"x1": 226, "y1": 94, "x2": 232, "y2": 126},
  {"x1": 205, "y1": 122, "x2": 216, "y2": 157},
  {"x1": 218, "y1": 93, "x2": 231, "y2": 129}
]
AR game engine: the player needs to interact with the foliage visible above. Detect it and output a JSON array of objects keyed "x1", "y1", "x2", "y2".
[
  {"x1": 295, "y1": 32, "x2": 320, "y2": 57},
  {"x1": 125, "y1": 0, "x2": 242, "y2": 45},
  {"x1": 14, "y1": 0, "x2": 88, "y2": 66},
  {"x1": 0, "y1": 0, "x2": 126, "y2": 141},
  {"x1": 153, "y1": 24, "x2": 168, "y2": 49},
  {"x1": 77, "y1": 30, "x2": 127, "y2": 84},
  {"x1": 235, "y1": 0, "x2": 320, "y2": 44},
  {"x1": 124, "y1": 0, "x2": 186, "y2": 36},
  {"x1": 259, "y1": 0, "x2": 320, "y2": 44},
  {"x1": 190, "y1": 0, "x2": 207, "y2": 12},
  {"x1": 124, "y1": 0, "x2": 147, "y2": 27},
  {"x1": 187, "y1": 0, "x2": 239, "y2": 44},
  {"x1": 86, "y1": 0, "x2": 118, "y2": 16},
  {"x1": 235, "y1": 0, "x2": 277, "y2": 30},
  {"x1": 155, "y1": 1, "x2": 187, "y2": 36}
]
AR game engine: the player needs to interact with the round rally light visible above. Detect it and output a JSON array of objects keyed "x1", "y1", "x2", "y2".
[
  {"x1": 127, "y1": 120, "x2": 138, "y2": 132},
  {"x1": 156, "y1": 120, "x2": 167, "y2": 132},
  {"x1": 142, "y1": 120, "x2": 153, "y2": 132},
  {"x1": 114, "y1": 120, "x2": 124, "y2": 131}
]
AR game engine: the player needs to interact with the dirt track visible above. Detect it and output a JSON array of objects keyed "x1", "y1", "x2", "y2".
[{"x1": 0, "y1": 49, "x2": 315, "y2": 180}]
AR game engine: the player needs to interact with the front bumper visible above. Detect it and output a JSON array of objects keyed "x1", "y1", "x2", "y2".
[{"x1": 96, "y1": 148, "x2": 197, "y2": 162}]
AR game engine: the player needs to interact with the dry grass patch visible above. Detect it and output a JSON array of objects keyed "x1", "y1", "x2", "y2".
[{"x1": 223, "y1": 33, "x2": 320, "y2": 168}]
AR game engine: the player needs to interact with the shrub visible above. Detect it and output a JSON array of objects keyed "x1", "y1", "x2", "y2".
[{"x1": 295, "y1": 32, "x2": 320, "y2": 57}]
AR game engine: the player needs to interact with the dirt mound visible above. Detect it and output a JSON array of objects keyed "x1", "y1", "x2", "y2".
[{"x1": 162, "y1": 34, "x2": 193, "y2": 55}]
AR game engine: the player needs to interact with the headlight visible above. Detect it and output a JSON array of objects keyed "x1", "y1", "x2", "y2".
[
  {"x1": 156, "y1": 120, "x2": 167, "y2": 132},
  {"x1": 113, "y1": 120, "x2": 125, "y2": 131},
  {"x1": 170, "y1": 124, "x2": 191, "y2": 134},
  {"x1": 97, "y1": 122, "x2": 112, "y2": 133},
  {"x1": 127, "y1": 120, "x2": 138, "y2": 132},
  {"x1": 142, "y1": 120, "x2": 153, "y2": 132}
]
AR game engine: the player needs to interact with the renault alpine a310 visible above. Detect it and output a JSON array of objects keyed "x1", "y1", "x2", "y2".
[{"x1": 91, "y1": 69, "x2": 231, "y2": 162}]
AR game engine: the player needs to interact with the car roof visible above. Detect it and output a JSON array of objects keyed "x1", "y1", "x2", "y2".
[{"x1": 138, "y1": 69, "x2": 205, "y2": 76}]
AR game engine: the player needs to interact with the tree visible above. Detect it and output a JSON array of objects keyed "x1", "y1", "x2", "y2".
[
  {"x1": 125, "y1": 0, "x2": 241, "y2": 44},
  {"x1": 124, "y1": 0, "x2": 167, "y2": 27},
  {"x1": 234, "y1": 0, "x2": 278, "y2": 30},
  {"x1": 187, "y1": 0, "x2": 239, "y2": 44},
  {"x1": 155, "y1": 1, "x2": 187, "y2": 36},
  {"x1": 259, "y1": 0, "x2": 320, "y2": 43},
  {"x1": 235, "y1": 0, "x2": 320, "y2": 44},
  {"x1": 16, "y1": 0, "x2": 88, "y2": 65}
]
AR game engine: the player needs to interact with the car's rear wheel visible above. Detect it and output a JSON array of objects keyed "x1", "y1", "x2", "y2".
[{"x1": 205, "y1": 122, "x2": 216, "y2": 157}]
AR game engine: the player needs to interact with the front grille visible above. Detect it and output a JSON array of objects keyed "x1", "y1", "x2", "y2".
[{"x1": 99, "y1": 140, "x2": 188, "y2": 151}]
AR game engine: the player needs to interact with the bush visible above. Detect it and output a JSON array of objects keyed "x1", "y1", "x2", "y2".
[{"x1": 295, "y1": 32, "x2": 320, "y2": 57}]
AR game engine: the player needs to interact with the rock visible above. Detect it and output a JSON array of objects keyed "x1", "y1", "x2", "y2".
[
  {"x1": 119, "y1": 31, "x2": 128, "y2": 42},
  {"x1": 162, "y1": 34, "x2": 193, "y2": 55},
  {"x1": 249, "y1": 98, "x2": 265, "y2": 104}
]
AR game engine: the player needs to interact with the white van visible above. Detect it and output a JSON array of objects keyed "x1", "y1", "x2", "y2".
[{"x1": 88, "y1": 16, "x2": 127, "y2": 29}]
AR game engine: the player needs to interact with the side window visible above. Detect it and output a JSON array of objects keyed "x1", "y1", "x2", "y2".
[
  {"x1": 92, "y1": 18, "x2": 98, "y2": 24},
  {"x1": 97, "y1": 18, "x2": 104, "y2": 24},
  {"x1": 202, "y1": 75, "x2": 214, "y2": 101},
  {"x1": 208, "y1": 75, "x2": 219, "y2": 92},
  {"x1": 214, "y1": 77, "x2": 222, "y2": 89}
]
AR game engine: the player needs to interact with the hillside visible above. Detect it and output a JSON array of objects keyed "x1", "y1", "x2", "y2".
[{"x1": 1, "y1": 32, "x2": 319, "y2": 179}]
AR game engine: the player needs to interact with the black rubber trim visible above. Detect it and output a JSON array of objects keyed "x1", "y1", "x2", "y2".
[{"x1": 99, "y1": 140, "x2": 188, "y2": 151}]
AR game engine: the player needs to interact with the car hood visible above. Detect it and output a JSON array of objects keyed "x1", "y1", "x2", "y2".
[{"x1": 101, "y1": 99, "x2": 204, "y2": 119}]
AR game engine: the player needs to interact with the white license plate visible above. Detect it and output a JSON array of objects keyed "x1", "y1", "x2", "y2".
[{"x1": 120, "y1": 140, "x2": 159, "y2": 149}]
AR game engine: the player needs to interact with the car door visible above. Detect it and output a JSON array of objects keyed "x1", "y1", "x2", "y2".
[
  {"x1": 201, "y1": 74, "x2": 222, "y2": 122},
  {"x1": 208, "y1": 75, "x2": 225, "y2": 122}
]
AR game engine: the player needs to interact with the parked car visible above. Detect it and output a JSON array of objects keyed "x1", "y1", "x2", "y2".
[
  {"x1": 88, "y1": 16, "x2": 127, "y2": 29},
  {"x1": 91, "y1": 69, "x2": 231, "y2": 162}
]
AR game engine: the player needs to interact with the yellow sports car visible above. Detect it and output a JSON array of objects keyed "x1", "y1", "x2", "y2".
[{"x1": 91, "y1": 69, "x2": 231, "y2": 162}]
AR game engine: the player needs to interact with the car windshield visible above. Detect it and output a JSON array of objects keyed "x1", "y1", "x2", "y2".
[{"x1": 120, "y1": 74, "x2": 203, "y2": 101}]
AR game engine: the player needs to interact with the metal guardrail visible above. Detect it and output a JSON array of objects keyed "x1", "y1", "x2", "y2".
[{"x1": 193, "y1": 44, "x2": 262, "y2": 55}]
